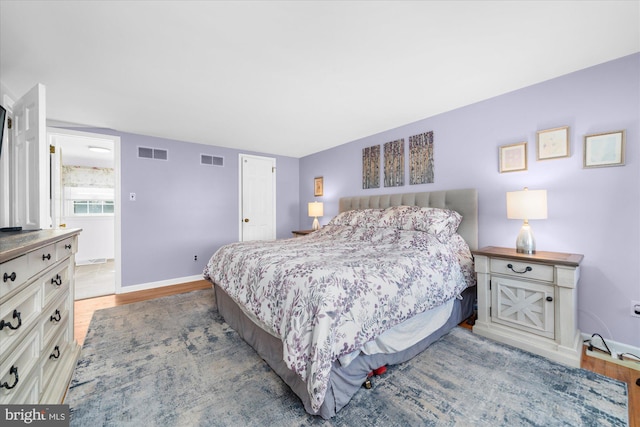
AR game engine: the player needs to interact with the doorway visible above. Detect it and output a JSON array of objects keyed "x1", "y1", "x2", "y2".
[{"x1": 48, "y1": 128, "x2": 121, "y2": 299}]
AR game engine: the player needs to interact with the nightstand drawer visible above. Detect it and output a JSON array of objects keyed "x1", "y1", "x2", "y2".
[{"x1": 490, "y1": 258, "x2": 554, "y2": 282}]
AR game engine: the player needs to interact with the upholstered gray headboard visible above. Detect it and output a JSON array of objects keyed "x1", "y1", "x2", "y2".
[{"x1": 338, "y1": 188, "x2": 478, "y2": 250}]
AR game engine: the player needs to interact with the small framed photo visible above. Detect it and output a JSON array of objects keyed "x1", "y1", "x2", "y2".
[
  {"x1": 314, "y1": 176, "x2": 324, "y2": 196},
  {"x1": 584, "y1": 130, "x2": 625, "y2": 168},
  {"x1": 537, "y1": 126, "x2": 569, "y2": 160},
  {"x1": 499, "y1": 142, "x2": 527, "y2": 173}
]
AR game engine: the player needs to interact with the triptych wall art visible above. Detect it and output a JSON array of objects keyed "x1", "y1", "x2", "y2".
[
  {"x1": 362, "y1": 131, "x2": 434, "y2": 189},
  {"x1": 498, "y1": 126, "x2": 625, "y2": 173}
]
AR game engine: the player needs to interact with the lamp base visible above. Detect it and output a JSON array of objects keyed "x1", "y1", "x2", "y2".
[
  {"x1": 515, "y1": 222, "x2": 536, "y2": 254},
  {"x1": 312, "y1": 217, "x2": 320, "y2": 231}
]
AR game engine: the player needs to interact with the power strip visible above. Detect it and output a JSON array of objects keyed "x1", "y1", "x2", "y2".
[{"x1": 585, "y1": 347, "x2": 640, "y2": 371}]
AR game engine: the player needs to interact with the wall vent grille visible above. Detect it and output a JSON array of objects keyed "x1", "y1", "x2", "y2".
[
  {"x1": 138, "y1": 146, "x2": 168, "y2": 160},
  {"x1": 201, "y1": 154, "x2": 224, "y2": 166}
]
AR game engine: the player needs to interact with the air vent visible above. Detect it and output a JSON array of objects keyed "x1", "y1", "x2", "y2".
[
  {"x1": 138, "y1": 146, "x2": 168, "y2": 160},
  {"x1": 201, "y1": 154, "x2": 224, "y2": 166}
]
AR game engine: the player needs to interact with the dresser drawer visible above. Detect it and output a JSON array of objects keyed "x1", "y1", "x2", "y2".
[
  {"x1": 1, "y1": 254, "x2": 30, "y2": 299},
  {"x1": 42, "y1": 264, "x2": 70, "y2": 309},
  {"x1": 0, "y1": 281, "x2": 42, "y2": 359},
  {"x1": 55, "y1": 237, "x2": 75, "y2": 261},
  {"x1": 41, "y1": 322, "x2": 71, "y2": 392},
  {"x1": 490, "y1": 258, "x2": 554, "y2": 282},
  {"x1": 27, "y1": 243, "x2": 57, "y2": 273},
  {"x1": 0, "y1": 329, "x2": 40, "y2": 404},
  {"x1": 41, "y1": 292, "x2": 71, "y2": 349},
  {"x1": 4, "y1": 368, "x2": 40, "y2": 404}
]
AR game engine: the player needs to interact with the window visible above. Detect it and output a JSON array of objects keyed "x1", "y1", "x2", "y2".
[{"x1": 73, "y1": 200, "x2": 114, "y2": 215}]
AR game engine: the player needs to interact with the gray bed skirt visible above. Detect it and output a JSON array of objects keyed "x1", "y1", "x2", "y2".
[{"x1": 213, "y1": 284, "x2": 476, "y2": 419}]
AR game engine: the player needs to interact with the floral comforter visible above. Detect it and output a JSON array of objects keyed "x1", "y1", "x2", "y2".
[{"x1": 203, "y1": 207, "x2": 475, "y2": 413}]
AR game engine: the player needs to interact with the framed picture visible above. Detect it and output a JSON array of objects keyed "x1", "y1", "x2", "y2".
[
  {"x1": 383, "y1": 138, "x2": 405, "y2": 187},
  {"x1": 584, "y1": 130, "x2": 625, "y2": 168},
  {"x1": 362, "y1": 145, "x2": 380, "y2": 189},
  {"x1": 499, "y1": 142, "x2": 527, "y2": 173},
  {"x1": 537, "y1": 126, "x2": 569, "y2": 160},
  {"x1": 314, "y1": 176, "x2": 324, "y2": 196}
]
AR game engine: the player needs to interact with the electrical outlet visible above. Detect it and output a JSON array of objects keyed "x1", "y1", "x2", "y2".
[
  {"x1": 129, "y1": 193, "x2": 136, "y2": 201},
  {"x1": 631, "y1": 300, "x2": 640, "y2": 318}
]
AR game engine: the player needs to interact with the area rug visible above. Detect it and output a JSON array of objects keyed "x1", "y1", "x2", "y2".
[{"x1": 66, "y1": 289, "x2": 628, "y2": 426}]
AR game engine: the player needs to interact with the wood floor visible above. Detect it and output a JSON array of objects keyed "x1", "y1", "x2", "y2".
[{"x1": 75, "y1": 281, "x2": 639, "y2": 426}]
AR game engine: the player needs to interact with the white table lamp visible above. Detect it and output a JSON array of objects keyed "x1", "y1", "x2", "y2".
[
  {"x1": 308, "y1": 202, "x2": 324, "y2": 231},
  {"x1": 506, "y1": 187, "x2": 547, "y2": 254}
]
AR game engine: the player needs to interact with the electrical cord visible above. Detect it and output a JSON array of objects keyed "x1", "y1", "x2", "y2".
[
  {"x1": 618, "y1": 352, "x2": 640, "y2": 362},
  {"x1": 586, "y1": 333, "x2": 612, "y2": 356},
  {"x1": 584, "y1": 334, "x2": 640, "y2": 388}
]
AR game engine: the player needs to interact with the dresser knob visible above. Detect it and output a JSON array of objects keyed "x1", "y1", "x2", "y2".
[
  {"x1": 546, "y1": 296, "x2": 553, "y2": 302},
  {"x1": 3, "y1": 272, "x2": 16, "y2": 282},
  {"x1": 65, "y1": 244, "x2": 72, "y2": 250},
  {"x1": 50, "y1": 309, "x2": 61, "y2": 323},
  {"x1": 42, "y1": 253, "x2": 51, "y2": 261}
]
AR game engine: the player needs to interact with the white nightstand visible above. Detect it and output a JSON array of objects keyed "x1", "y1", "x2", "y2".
[{"x1": 472, "y1": 246, "x2": 584, "y2": 367}]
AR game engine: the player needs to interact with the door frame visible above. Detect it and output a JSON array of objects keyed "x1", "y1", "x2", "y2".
[
  {"x1": 238, "y1": 153, "x2": 276, "y2": 241},
  {"x1": 47, "y1": 127, "x2": 121, "y2": 295}
]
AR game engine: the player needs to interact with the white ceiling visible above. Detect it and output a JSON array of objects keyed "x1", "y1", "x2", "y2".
[{"x1": 1, "y1": 1, "x2": 638, "y2": 158}]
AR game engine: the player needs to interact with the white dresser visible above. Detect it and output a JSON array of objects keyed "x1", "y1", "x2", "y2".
[
  {"x1": 0, "y1": 229, "x2": 82, "y2": 404},
  {"x1": 472, "y1": 246, "x2": 583, "y2": 367}
]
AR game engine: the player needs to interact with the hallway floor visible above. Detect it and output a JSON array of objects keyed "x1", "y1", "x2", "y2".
[{"x1": 75, "y1": 259, "x2": 115, "y2": 300}]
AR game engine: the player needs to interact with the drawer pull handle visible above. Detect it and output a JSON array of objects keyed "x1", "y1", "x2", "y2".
[
  {"x1": 0, "y1": 310, "x2": 22, "y2": 331},
  {"x1": 65, "y1": 244, "x2": 72, "y2": 250},
  {"x1": 51, "y1": 275, "x2": 62, "y2": 286},
  {"x1": 50, "y1": 346, "x2": 61, "y2": 360},
  {"x1": 506, "y1": 263, "x2": 532, "y2": 274},
  {"x1": 42, "y1": 253, "x2": 51, "y2": 261},
  {"x1": 50, "y1": 309, "x2": 61, "y2": 322},
  {"x1": 3, "y1": 272, "x2": 17, "y2": 282},
  {"x1": 546, "y1": 296, "x2": 553, "y2": 302},
  {"x1": 0, "y1": 366, "x2": 19, "y2": 390}
]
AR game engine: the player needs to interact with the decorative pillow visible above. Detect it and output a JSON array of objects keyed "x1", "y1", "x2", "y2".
[
  {"x1": 327, "y1": 208, "x2": 384, "y2": 227},
  {"x1": 378, "y1": 206, "x2": 462, "y2": 238}
]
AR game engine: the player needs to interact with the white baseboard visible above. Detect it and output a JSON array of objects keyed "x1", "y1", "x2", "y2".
[
  {"x1": 581, "y1": 332, "x2": 640, "y2": 369},
  {"x1": 117, "y1": 274, "x2": 206, "y2": 294}
]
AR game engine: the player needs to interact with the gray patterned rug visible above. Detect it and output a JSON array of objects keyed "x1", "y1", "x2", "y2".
[{"x1": 66, "y1": 289, "x2": 628, "y2": 426}]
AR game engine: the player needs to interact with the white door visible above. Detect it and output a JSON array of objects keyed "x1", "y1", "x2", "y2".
[
  {"x1": 240, "y1": 154, "x2": 276, "y2": 241},
  {"x1": 11, "y1": 83, "x2": 48, "y2": 230}
]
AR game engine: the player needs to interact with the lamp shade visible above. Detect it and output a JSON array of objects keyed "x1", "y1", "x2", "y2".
[
  {"x1": 308, "y1": 202, "x2": 324, "y2": 218},
  {"x1": 506, "y1": 188, "x2": 547, "y2": 220}
]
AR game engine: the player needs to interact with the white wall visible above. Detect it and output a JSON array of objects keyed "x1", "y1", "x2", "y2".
[{"x1": 65, "y1": 216, "x2": 115, "y2": 264}]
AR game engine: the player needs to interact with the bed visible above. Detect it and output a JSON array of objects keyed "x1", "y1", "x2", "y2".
[{"x1": 203, "y1": 188, "x2": 478, "y2": 419}]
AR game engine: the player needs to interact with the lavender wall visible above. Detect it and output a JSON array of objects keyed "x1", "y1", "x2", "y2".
[
  {"x1": 299, "y1": 53, "x2": 640, "y2": 347},
  {"x1": 77, "y1": 129, "x2": 300, "y2": 287}
]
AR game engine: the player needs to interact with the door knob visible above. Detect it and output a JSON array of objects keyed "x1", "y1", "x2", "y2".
[{"x1": 244, "y1": 218, "x2": 250, "y2": 223}]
